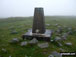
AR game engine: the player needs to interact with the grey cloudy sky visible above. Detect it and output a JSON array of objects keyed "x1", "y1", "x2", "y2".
[{"x1": 0, "y1": 0, "x2": 76, "y2": 18}]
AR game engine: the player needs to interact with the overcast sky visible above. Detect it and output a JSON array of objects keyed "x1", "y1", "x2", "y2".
[{"x1": 0, "y1": 0, "x2": 76, "y2": 18}]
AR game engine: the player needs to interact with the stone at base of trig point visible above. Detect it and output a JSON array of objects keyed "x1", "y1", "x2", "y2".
[{"x1": 22, "y1": 29, "x2": 52, "y2": 41}]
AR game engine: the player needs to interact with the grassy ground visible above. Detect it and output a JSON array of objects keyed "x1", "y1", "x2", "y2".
[{"x1": 0, "y1": 16, "x2": 76, "y2": 57}]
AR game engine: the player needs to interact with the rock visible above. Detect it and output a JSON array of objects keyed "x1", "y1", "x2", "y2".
[
  {"x1": 65, "y1": 42, "x2": 72, "y2": 46},
  {"x1": 61, "y1": 33, "x2": 68, "y2": 40},
  {"x1": 57, "y1": 42, "x2": 63, "y2": 47},
  {"x1": 68, "y1": 27, "x2": 72, "y2": 31},
  {"x1": 56, "y1": 29, "x2": 62, "y2": 34},
  {"x1": 57, "y1": 26, "x2": 61, "y2": 28},
  {"x1": 58, "y1": 26, "x2": 63, "y2": 30},
  {"x1": 21, "y1": 41, "x2": 27, "y2": 46},
  {"x1": 25, "y1": 55, "x2": 28, "y2": 57},
  {"x1": 9, "y1": 55, "x2": 12, "y2": 57},
  {"x1": 61, "y1": 35, "x2": 67, "y2": 40},
  {"x1": 56, "y1": 29, "x2": 60, "y2": 33},
  {"x1": 46, "y1": 24, "x2": 50, "y2": 26},
  {"x1": 51, "y1": 30, "x2": 55, "y2": 34},
  {"x1": 50, "y1": 40, "x2": 54, "y2": 42},
  {"x1": 67, "y1": 31, "x2": 73, "y2": 35},
  {"x1": 9, "y1": 26, "x2": 14, "y2": 30},
  {"x1": 1, "y1": 48, "x2": 7, "y2": 53},
  {"x1": 63, "y1": 25, "x2": 67, "y2": 28},
  {"x1": 29, "y1": 38, "x2": 38, "y2": 44},
  {"x1": 17, "y1": 25, "x2": 23, "y2": 28},
  {"x1": 59, "y1": 48, "x2": 64, "y2": 52},
  {"x1": 48, "y1": 55, "x2": 54, "y2": 57},
  {"x1": 9, "y1": 38, "x2": 19, "y2": 44},
  {"x1": 74, "y1": 30, "x2": 76, "y2": 33},
  {"x1": 73, "y1": 29, "x2": 76, "y2": 33},
  {"x1": 58, "y1": 26, "x2": 63, "y2": 32},
  {"x1": 52, "y1": 51, "x2": 62, "y2": 57},
  {"x1": 38, "y1": 42, "x2": 49, "y2": 48},
  {"x1": 54, "y1": 37, "x2": 61, "y2": 41},
  {"x1": 55, "y1": 24, "x2": 59, "y2": 26},
  {"x1": 74, "y1": 30, "x2": 76, "y2": 32},
  {"x1": 63, "y1": 33, "x2": 68, "y2": 37},
  {"x1": 11, "y1": 30, "x2": 18, "y2": 34}
]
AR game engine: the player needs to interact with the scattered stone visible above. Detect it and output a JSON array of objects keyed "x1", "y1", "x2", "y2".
[
  {"x1": 56, "y1": 29, "x2": 62, "y2": 34},
  {"x1": 63, "y1": 25, "x2": 67, "y2": 28},
  {"x1": 61, "y1": 35, "x2": 67, "y2": 40},
  {"x1": 55, "y1": 24, "x2": 59, "y2": 26},
  {"x1": 10, "y1": 30, "x2": 18, "y2": 34},
  {"x1": 56, "y1": 29, "x2": 60, "y2": 33},
  {"x1": 9, "y1": 55, "x2": 12, "y2": 57},
  {"x1": 38, "y1": 42, "x2": 49, "y2": 48},
  {"x1": 48, "y1": 55, "x2": 54, "y2": 57},
  {"x1": 29, "y1": 38, "x2": 38, "y2": 44},
  {"x1": 25, "y1": 55, "x2": 28, "y2": 57},
  {"x1": 51, "y1": 30, "x2": 55, "y2": 34},
  {"x1": 1, "y1": 48, "x2": 7, "y2": 53},
  {"x1": 50, "y1": 40, "x2": 54, "y2": 42},
  {"x1": 57, "y1": 26, "x2": 61, "y2": 28},
  {"x1": 59, "y1": 48, "x2": 64, "y2": 52},
  {"x1": 68, "y1": 27, "x2": 72, "y2": 31},
  {"x1": 67, "y1": 31, "x2": 73, "y2": 35},
  {"x1": 63, "y1": 33, "x2": 68, "y2": 37},
  {"x1": 46, "y1": 24, "x2": 50, "y2": 26},
  {"x1": 58, "y1": 26, "x2": 63, "y2": 30},
  {"x1": 54, "y1": 37, "x2": 61, "y2": 41},
  {"x1": 9, "y1": 38, "x2": 19, "y2": 44},
  {"x1": 61, "y1": 33, "x2": 68, "y2": 40},
  {"x1": 74, "y1": 30, "x2": 76, "y2": 32},
  {"x1": 17, "y1": 25, "x2": 23, "y2": 28},
  {"x1": 52, "y1": 51, "x2": 62, "y2": 57},
  {"x1": 74, "y1": 30, "x2": 76, "y2": 33},
  {"x1": 57, "y1": 42, "x2": 63, "y2": 47},
  {"x1": 9, "y1": 26, "x2": 14, "y2": 30},
  {"x1": 65, "y1": 42, "x2": 72, "y2": 46},
  {"x1": 21, "y1": 41, "x2": 28, "y2": 46}
]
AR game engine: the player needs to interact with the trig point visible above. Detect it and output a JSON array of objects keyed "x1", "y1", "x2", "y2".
[
  {"x1": 32, "y1": 8, "x2": 45, "y2": 33},
  {"x1": 22, "y1": 7, "x2": 52, "y2": 41}
]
